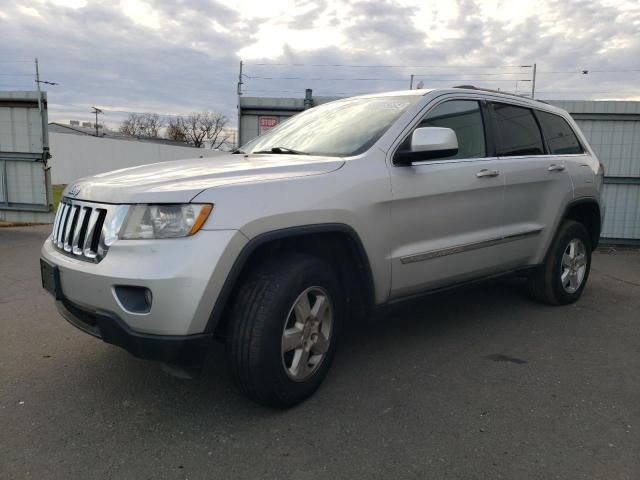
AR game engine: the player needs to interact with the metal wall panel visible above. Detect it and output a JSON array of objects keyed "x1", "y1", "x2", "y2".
[
  {"x1": 550, "y1": 100, "x2": 640, "y2": 241},
  {"x1": 0, "y1": 91, "x2": 50, "y2": 218},
  {"x1": 602, "y1": 184, "x2": 640, "y2": 239},
  {"x1": 0, "y1": 161, "x2": 5, "y2": 203},
  {"x1": 0, "y1": 92, "x2": 44, "y2": 154},
  {"x1": 576, "y1": 119, "x2": 640, "y2": 177},
  {"x1": 5, "y1": 160, "x2": 47, "y2": 205}
]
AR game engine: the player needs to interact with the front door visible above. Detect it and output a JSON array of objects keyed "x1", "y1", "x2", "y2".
[{"x1": 388, "y1": 99, "x2": 506, "y2": 298}]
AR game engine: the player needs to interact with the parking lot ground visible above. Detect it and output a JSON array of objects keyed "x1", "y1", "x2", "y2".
[{"x1": 1, "y1": 225, "x2": 639, "y2": 479}]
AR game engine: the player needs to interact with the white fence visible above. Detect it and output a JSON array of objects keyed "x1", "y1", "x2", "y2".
[{"x1": 49, "y1": 133, "x2": 224, "y2": 185}]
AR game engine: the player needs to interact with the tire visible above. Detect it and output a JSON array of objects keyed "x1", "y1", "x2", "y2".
[
  {"x1": 528, "y1": 220, "x2": 592, "y2": 305},
  {"x1": 227, "y1": 253, "x2": 343, "y2": 408}
]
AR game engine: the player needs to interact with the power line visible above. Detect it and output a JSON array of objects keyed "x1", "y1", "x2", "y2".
[
  {"x1": 244, "y1": 89, "x2": 370, "y2": 95},
  {"x1": 98, "y1": 108, "x2": 200, "y2": 117},
  {"x1": 243, "y1": 75, "x2": 533, "y2": 83},
  {"x1": 245, "y1": 62, "x2": 532, "y2": 69},
  {"x1": 245, "y1": 62, "x2": 640, "y2": 74}
]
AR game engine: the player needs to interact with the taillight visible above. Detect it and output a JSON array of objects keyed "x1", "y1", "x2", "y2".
[{"x1": 598, "y1": 162, "x2": 605, "y2": 176}]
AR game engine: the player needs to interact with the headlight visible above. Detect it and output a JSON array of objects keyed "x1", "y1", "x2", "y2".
[{"x1": 119, "y1": 204, "x2": 213, "y2": 239}]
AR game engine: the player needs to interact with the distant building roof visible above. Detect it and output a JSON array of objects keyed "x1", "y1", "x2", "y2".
[
  {"x1": 239, "y1": 96, "x2": 341, "y2": 113},
  {"x1": 48, "y1": 122, "x2": 191, "y2": 147}
]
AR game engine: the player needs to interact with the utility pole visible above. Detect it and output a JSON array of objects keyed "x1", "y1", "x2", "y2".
[
  {"x1": 35, "y1": 58, "x2": 41, "y2": 94},
  {"x1": 237, "y1": 60, "x2": 244, "y2": 96},
  {"x1": 531, "y1": 63, "x2": 537, "y2": 99},
  {"x1": 409, "y1": 74, "x2": 414, "y2": 90},
  {"x1": 237, "y1": 60, "x2": 243, "y2": 147},
  {"x1": 34, "y1": 58, "x2": 59, "y2": 89},
  {"x1": 90, "y1": 106, "x2": 102, "y2": 137}
]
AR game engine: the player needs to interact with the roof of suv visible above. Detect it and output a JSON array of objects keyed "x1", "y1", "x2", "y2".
[{"x1": 354, "y1": 86, "x2": 565, "y2": 116}]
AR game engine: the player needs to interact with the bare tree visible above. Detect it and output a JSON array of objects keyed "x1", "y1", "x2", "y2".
[
  {"x1": 164, "y1": 112, "x2": 229, "y2": 149},
  {"x1": 166, "y1": 118, "x2": 187, "y2": 143},
  {"x1": 119, "y1": 113, "x2": 164, "y2": 137}
]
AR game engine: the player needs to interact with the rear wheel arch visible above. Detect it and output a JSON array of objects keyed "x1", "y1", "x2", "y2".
[
  {"x1": 561, "y1": 198, "x2": 601, "y2": 249},
  {"x1": 206, "y1": 224, "x2": 375, "y2": 340}
]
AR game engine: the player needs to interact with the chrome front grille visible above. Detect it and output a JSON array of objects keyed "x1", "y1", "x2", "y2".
[{"x1": 51, "y1": 198, "x2": 128, "y2": 263}]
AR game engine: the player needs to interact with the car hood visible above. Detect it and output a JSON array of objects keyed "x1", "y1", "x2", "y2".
[{"x1": 63, "y1": 153, "x2": 345, "y2": 204}]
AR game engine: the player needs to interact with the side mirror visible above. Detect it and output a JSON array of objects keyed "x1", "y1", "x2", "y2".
[{"x1": 396, "y1": 127, "x2": 459, "y2": 165}]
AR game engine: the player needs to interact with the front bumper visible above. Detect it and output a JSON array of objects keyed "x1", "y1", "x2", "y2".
[
  {"x1": 41, "y1": 229, "x2": 248, "y2": 336},
  {"x1": 56, "y1": 295, "x2": 211, "y2": 365}
]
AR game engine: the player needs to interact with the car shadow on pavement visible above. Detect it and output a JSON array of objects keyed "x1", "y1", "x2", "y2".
[{"x1": 42, "y1": 275, "x2": 539, "y2": 418}]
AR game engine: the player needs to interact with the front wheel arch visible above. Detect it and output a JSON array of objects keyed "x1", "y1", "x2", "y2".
[{"x1": 205, "y1": 224, "x2": 375, "y2": 340}]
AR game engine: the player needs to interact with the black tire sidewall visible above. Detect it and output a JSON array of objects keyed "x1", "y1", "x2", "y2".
[{"x1": 242, "y1": 255, "x2": 343, "y2": 407}]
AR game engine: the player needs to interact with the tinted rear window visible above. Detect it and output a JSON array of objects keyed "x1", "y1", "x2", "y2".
[
  {"x1": 492, "y1": 103, "x2": 544, "y2": 157},
  {"x1": 537, "y1": 110, "x2": 584, "y2": 155}
]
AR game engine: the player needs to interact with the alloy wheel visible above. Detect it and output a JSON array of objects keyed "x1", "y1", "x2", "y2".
[
  {"x1": 281, "y1": 287, "x2": 333, "y2": 382},
  {"x1": 560, "y1": 238, "x2": 587, "y2": 294}
]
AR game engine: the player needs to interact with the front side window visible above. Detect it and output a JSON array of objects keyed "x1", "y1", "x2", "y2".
[
  {"x1": 536, "y1": 110, "x2": 584, "y2": 155},
  {"x1": 491, "y1": 103, "x2": 544, "y2": 157},
  {"x1": 242, "y1": 95, "x2": 421, "y2": 157},
  {"x1": 412, "y1": 100, "x2": 486, "y2": 160}
]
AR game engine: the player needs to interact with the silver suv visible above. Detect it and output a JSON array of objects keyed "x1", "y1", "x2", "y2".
[{"x1": 40, "y1": 87, "x2": 604, "y2": 407}]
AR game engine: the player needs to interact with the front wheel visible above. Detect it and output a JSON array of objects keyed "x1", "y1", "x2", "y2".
[
  {"x1": 227, "y1": 254, "x2": 342, "y2": 408},
  {"x1": 528, "y1": 220, "x2": 592, "y2": 305}
]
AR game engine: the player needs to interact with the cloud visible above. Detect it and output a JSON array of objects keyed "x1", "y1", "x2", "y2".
[{"x1": 1, "y1": 0, "x2": 639, "y2": 131}]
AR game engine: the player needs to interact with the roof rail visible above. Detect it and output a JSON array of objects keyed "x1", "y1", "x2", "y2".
[{"x1": 452, "y1": 85, "x2": 547, "y2": 103}]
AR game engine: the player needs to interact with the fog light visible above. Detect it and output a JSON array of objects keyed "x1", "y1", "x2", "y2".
[
  {"x1": 114, "y1": 286, "x2": 153, "y2": 314},
  {"x1": 144, "y1": 288, "x2": 152, "y2": 307}
]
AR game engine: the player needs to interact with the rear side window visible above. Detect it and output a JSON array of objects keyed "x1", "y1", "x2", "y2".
[
  {"x1": 536, "y1": 111, "x2": 584, "y2": 155},
  {"x1": 491, "y1": 103, "x2": 544, "y2": 157},
  {"x1": 416, "y1": 100, "x2": 486, "y2": 160}
]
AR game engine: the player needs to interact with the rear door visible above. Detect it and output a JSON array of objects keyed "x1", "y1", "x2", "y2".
[
  {"x1": 388, "y1": 98, "x2": 506, "y2": 298},
  {"x1": 489, "y1": 102, "x2": 574, "y2": 268}
]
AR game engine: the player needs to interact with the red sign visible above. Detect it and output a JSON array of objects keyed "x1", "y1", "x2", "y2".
[{"x1": 259, "y1": 116, "x2": 279, "y2": 135}]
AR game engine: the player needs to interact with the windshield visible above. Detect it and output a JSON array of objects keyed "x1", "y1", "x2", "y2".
[{"x1": 242, "y1": 95, "x2": 421, "y2": 157}]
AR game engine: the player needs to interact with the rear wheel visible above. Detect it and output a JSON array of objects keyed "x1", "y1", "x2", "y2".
[
  {"x1": 528, "y1": 220, "x2": 592, "y2": 305},
  {"x1": 227, "y1": 254, "x2": 342, "y2": 408}
]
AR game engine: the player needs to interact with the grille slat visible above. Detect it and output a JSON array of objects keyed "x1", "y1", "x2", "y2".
[
  {"x1": 90, "y1": 209, "x2": 108, "y2": 258},
  {"x1": 71, "y1": 207, "x2": 90, "y2": 255},
  {"x1": 50, "y1": 199, "x2": 125, "y2": 263},
  {"x1": 83, "y1": 209, "x2": 102, "y2": 259},
  {"x1": 63, "y1": 206, "x2": 80, "y2": 252},
  {"x1": 51, "y1": 204, "x2": 63, "y2": 241},
  {"x1": 56, "y1": 204, "x2": 70, "y2": 248},
  {"x1": 54, "y1": 203, "x2": 65, "y2": 246}
]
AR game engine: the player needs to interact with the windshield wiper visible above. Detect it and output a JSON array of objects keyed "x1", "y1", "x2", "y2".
[
  {"x1": 231, "y1": 148, "x2": 246, "y2": 154},
  {"x1": 252, "y1": 146, "x2": 309, "y2": 155}
]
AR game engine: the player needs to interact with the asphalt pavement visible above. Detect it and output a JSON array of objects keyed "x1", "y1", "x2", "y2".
[{"x1": 1, "y1": 225, "x2": 639, "y2": 479}]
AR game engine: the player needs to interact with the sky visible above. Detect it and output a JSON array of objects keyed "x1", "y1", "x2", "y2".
[{"x1": 1, "y1": 0, "x2": 639, "y2": 131}]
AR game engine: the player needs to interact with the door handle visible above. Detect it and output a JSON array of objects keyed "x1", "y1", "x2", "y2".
[
  {"x1": 548, "y1": 164, "x2": 565, "y2": 172},
  {"x1": 476, "y1": 169, "x2": 500, "y2": 178}
]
